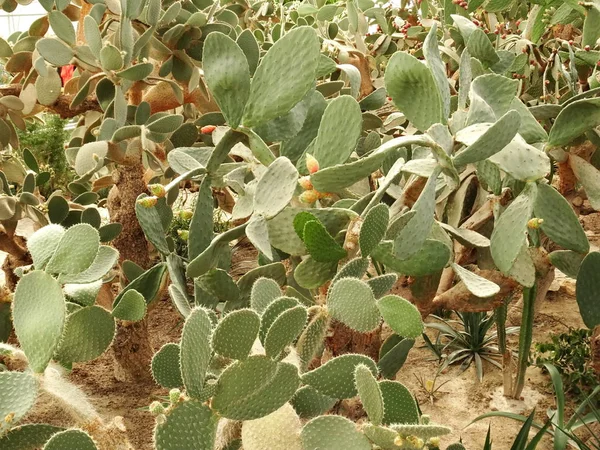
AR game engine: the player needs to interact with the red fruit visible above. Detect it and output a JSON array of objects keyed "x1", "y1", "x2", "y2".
[
  {"x1": 200, "y1": 125, "x2": 216, "y2": 134},
  {"x1": 298, "y1": 176, "x2": 314, "y2": 190},
  {"x1": 306, "y1": 154, "x2": 320, "y2": 174},
  {"x1": 585, "y1": 45, "x2": 591, "y2": 52}
]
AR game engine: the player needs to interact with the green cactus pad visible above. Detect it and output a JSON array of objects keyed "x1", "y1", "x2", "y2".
[
  {"x1": 188, "y1": 176, "x2": 214, "y2": 261},
  {"x1": 27, "y1": 224, "x2": 65, "y2": 269},
  {"x1": 291, "y1": 385, "x2": 336, "y2": 418},
  {"x1": 250, "y1": 277, "x2": 282, "y2": 314},
  {"x1": 372, "y1": 240, "x2": 451, "y2": 277},
  {"x1": 301, "y1": 415, "x2": 372, "y2": 450},
  {"x1": 112, "y1": 289, "x2": 146, "y2": 321},
  {"x1": 12, "y1": 271, "x2": 66, "y2": 373},
  {"x1": 548, "y1": 98, "x2": 600, "y2": 147},
  {"x1": 58, "y1": 246, "x2": 119, "y2": 284},
  {"x1": 113, "y1": 263, "x2": 167, "y2": 307},
  {"x1": 0, "y1": 371, "x2": 39, "y2": 435},
  {"x1": 450, "y1": 263, "x2": 501, "y2": 298},
  {"x1": 355, "y1": 363, "x2": 384, "y2": 425},
  {"x1": 366, "y1": 274, "x2": 398, "y2": 298},
  {"x1": 237, "y1": 29, "x2": 259, "y2": 75},
  {"x1": 259, "y1": 296, "x2": 300, "y2": 343},
  {"x1": 311, "y1": 95, "x2": 363, "y2": 168},
  {"x1": 243, "y1": 27, "x2": 320, "y2": 127},
  {"x1": 135, "y1": 194, "x2": 170, "y2": 255},
  {"x1": 490, "y1": 183, "x2": 536, "y2": 273},
  {"x1": 439, "y1": 223, "x2": 490, "y2": 248},
  {"x1": 576, "y1": 252, "x2": 600, "y2": 328},
  {"x1": 332, "y1": 258, "x2": 369, "y2": 284},
  {"x1": 46, "y1": 223, "x2": 100, "y2": 275},
  {"x1": 385, "y1": 51, "x2": 442, "y2": 131},
  {"x1": 180, "y1": 308, "x2": 213, "y2": 399},
  {"x1": 246, "y1": 215, "x2": 274, "y2": 260},
  {"x1": 63, "y1": 280, "x2": 102, "y2": 307},
  {"x1": 293, "y1": 211, "x2": 319, "y2": 240},
  {"x1": 453, "y1": 110, "x2": 520, "y2": 166},
  {"x1": 360, "y1": 204, "x2": 389, "y2": 257},
  {"x1": 237, "y1": 262, "x2": 287, "y2": 303},
  {"x1": 154, "y1": 400, "x2": 219, "y2": 450},
  {"x1": 549, "y1": 250, "x2": 585, "y2": 278},
  {"x1": 327, "y1": 278, "x2": 380, "y2": 332},
  {"x1": 253, "y1": 157, "x2": 299, "y2": 219},
  {"x1": 0, "y1": 424, "x2": 64, "y2": 449},
  {"x1": 302, "y1": 354, "x2": 377, "y2": 399},
  {"x1": 212, "y1": 355, "x2": 300, "y2": 420},
  {"x1": 380, "y1": 380, "x2": 419, "y2": 425},
  {"x1": 268, "y1": 207, "x2": 357, "y2": 256},
  {"x1": 196, "y1": 268, "x2": 240, "y2": 304},
  {"x1": 446, "y1": 443, "x2": 467, "y2": 450},
  {"x1": 393, "y1": 169, "x2": 439, "y2": 260},
  {"x1": 242, "y1": 403, "x2": 303, "y2": 450},
  {"x1": 362, "y1": 424, "x2": 401, "y2": 450},
  {"x1": 203, "y1": 32, "x2": 250, "y2": 129},
  {"x1": 55, "y1": 306, "x2": 115, "y2": 364},
  {"x1": 569, "y1": 154, "x2": 600, "y2": 210},
  {"x1": 534, "y1": 183, "x2": 589, "y2": 254},
  {"x1": 170, "y1": 285, "x2": 192, "y2": 318},
  {"x1": 303, "y1": 220, "x2": 347, "y2": 263},
  {"x1": 264, "y1": 305, "x2": 308, "y2": 358},
  {"x1": 43, "y1": 429, "x2": 98, "y2": 450},
  {"x1": 212, "y1": 309, "x2": 260, "y2": 360},
  {"x1": 294, "y1": 257, "x2": 337, "y2": 289},
  {"x1": 310, "y1": 149, "x2": 392, "y2": 193},
  {"x1": 388, "y1": 423, "x2": 452, "y2": 439},
  {"x1": 378, "y1": 338, "x2": 415, "y2": 379},
  {"x1": 151, "y1": 343, "x2": 184, "y2": 389},
  {"x1": 296, "y1": 310, "x2": 328, "y2": 370},
  {"x1": 377, "y1": 295, "x2": 423, "y2": 339}
]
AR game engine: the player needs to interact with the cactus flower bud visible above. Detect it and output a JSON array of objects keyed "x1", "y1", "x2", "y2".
[
  {"x1": 393, "y1": 436, "x2": 404, "y2": 446},
  {"x1": 306, "y1": 153, "x2": 319, "y2": 174},
  {"x1": 177, "y1": 229, "x2": 189, "y2": 241},
  {"x1": 421, "y1": 414, "x2": 431, "y2": 424},
  {"x1": 299, "y1": 189, "x2": 319, "y2": 204},
  {"x1": 429, "y1": 437, "x2": 441, "y2": 447},
  {"x1": 200, "y1": 125, "x2": 216, "y2": 134},
  {"x1": 527, "y1": 218, "x2": 544, "y2": 229},
  {"x1": 169, "y1": 388, "x2": 182, "y2": 404},
  {"x1": 179, "y1": 209, "x2": 193, "y2": 220},
  {"x1": 137, "y1": 196, "x2": 158, "y2": 208},
  {"x1": 298, "y1": 176, "x2": 313, "y2": 190},
  {"x1": 149, "y1": 401, "x2": 165, "y2": 416},
  {"x1": 148, "y1": 184, "x2": 166, "y2": 198}
]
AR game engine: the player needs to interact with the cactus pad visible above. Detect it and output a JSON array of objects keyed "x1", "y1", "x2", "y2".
[
  {"x1": 212, "y1": 309, "x2": 260, "y2": 360},
  {"x1": 151, "y1": 343, "x2": 183, "y2": 389},
  {"x1": 43, "y1": 429, "x2": 97, "y2": 449},
  {"x1": 296, "y1": 310, "x2": 328, "y2": 370},
  {"x1": 135, "y1": 194, "x2": 170, "y2": 255},
  {"x1": 450, "y1": 263, "x2": 500, "y2": 298},
  {"x1": 253, "y1": 157, "x2": 299, "y2": 219},
  {"x1": 355, "y1": 363, "x2": 385, "y2": 425},
  {"x1": 291, "y1": 385, "x2": 336, "y2": 418},
  {"x1": 154, "y1": 400, "x2": 219, "y2": 450},
  {"x1": 360, "y1": 204, "x2": 389, "y2": 257},
  {"x1": 302, "y1": 220, "x2": 347, "y2": 262},
  {"x1": 576, "y1": 252, "x2": 600, "y2": 328},
  {"x1": 328, "y1": 278, "x2": 380, "y2": 332},
  {"x1": 180, "y1": 308, "x2": 213, "y2": 399},
  {"x1": 250, "y1": 277, "x2": 283, "y2": 314},
  {"x1": 264, "y1": 305, "x2": 308, "y2": 358},
  {"x1": 212, "y1": 355, "x2": 300, "y2": 420},
  {"x1": 112, "y1": 289, "x2": 146, "y2": 321},
  {"x1": 54, "y1": 306, "x2": 116, "y2": 364},
  {"x1": 46, "y1": 224, "x2": 100, "y2": 275},
  {"x1": 362, "y1": 424, "x2": 401, "y2": 450},
  {"x1": 241, "y1": 403, "x2": 303, "y2": 450},
  {"x1": 388, "y1": 423, "x2": 452, "y2": 439},
  {"x1": 294, "y1": 257, "x2": 337, "y2": 289},
  {"x1": 301, "y1": 415, "x2": 372, "y2": 450},
  {"x1": 12, "y1": 271, "x2": 66, "y2": 373},
  {"x1": 0, "y1": 371, "x2": 39, "y2": 435},
  {"x1": 27, "y1": 224, "x2": 65, "y2": 269},
  {"x1": 302, "y1": 354, "x2": 378, "y2": 399},
  {"x1": 366, "y1": 274, "x2": 398, "y2": 298},
  {"x1": 58, "y1": 246, "x2": 119, "y2": 285},
  {"x1": 0, "y1": 424, "x2": 63, "y2": 449},
  {"x1": 379, "y1": 380, "x2": 419, "y2": 425},
  {"x1": 332, "y1": 258, "x2": 369, "y2": 284}
]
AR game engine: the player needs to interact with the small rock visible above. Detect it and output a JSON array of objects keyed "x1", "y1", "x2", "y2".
[
  {"x1": 560, "y1": 279, "x2": 576, "y2": 296},
  {"x1": 581, "y1": 200, "x2": 595, "y2": 215},
  {"x1": 572, "y1": 196, "x2": 583, "y2": 207}
]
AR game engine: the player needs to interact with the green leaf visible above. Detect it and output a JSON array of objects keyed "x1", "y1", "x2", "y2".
[
  {"x1": 154, "y1": 400, "x2": 218, "y2": 450},
  {"x1": 13, "y1": 271, "x2": 65, "y2": 373},
  {"x1": 46, "y1": 223, "x2": 100, "y2": 275},
  {"x1": 48, "y1": 11, "x2": 76, "y2": 45},
  {"x1": 35, "y1": 70, "x2": 62, "y2": 106},
  {"x1": 311, "y1": 95, "x2": 363, "y2": 168},
  {"x1": 212, "y1": 309, "x2": 260, "y2": 360},
  {"x1": 570, "y1": 154, "x2": 600, "y2": 210},
  {"x1": 111, "y1": 289, "x2": 146, "y2": 321},
  {"x1": 467, "y1": 28, "x2": 499, "y2": 67},
  {"x1": 0, "y1": 372, "x2": 38, "y2": 435},
  {"x1": 36, "y1": 37, "x2": 74, "y2": 66},
  {"x1": 355, "y1": 364, "x2": 384, "y2": 425},
  {"x1": 303, "y1": 220, "x2": 347, "y2": 262},
  {"x1": 360, "y1": 204, "x2": 389, "y2": 257},
  {"x1": 424, "y1": 23, "x2": 451, "y2": 120},
  {"x1": 237, "y1": 29, "x2": 260, "y2": 75},
  {"x1": 576, "y1": 252, "x2": 600, "y2": 328},
  {"x1": 451, "y1": 263, "x2": 500, "y2": 298},
  {"x1": 151, "y1": 343, "x2": 183, "y2": 389},
  {"x1": 583, "y1": 6, "x2": 600, "y2": 48},
  {"x1": 380, "y1": 380, "x2": 420, "y2": 424},
  {"x1": 264, "y1": 305, "x2": 308, "y2": 358},
  {"x1": 203, "y1": 32, "x2": 251, "y2": 129},
  {"x1": 254, "y1": 157, "x2": 299, "y2": 219},
  {"x1": 534, "y1": 183, "x2": 589, "y2": 253},
  {"x1": 243, "y1": 27, "x2": 320, "y2": 127},
  {"x1": 372, "y1": 239, "x2": 451, "y2": 277},
  {"x1": 43, "y1": 430, "x2": 97, "y2": 450},
  {"x1": 385, "y1": 51, "x2": 442, "y2": 131},
  {"x1": 377, "y1": 294, "x2": 423, "y2": 338}
]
